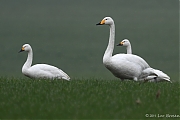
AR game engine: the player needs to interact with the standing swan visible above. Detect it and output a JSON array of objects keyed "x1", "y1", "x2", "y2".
[
  {"x1": 19, "y1": 44, "x2": 70, "y2": 80},
  {"x1": 96, "y1": 17, "x2": 158, "y2": 81},
  {"x1": 117, "y1": 39, "x2": 171, "y2": 82}
]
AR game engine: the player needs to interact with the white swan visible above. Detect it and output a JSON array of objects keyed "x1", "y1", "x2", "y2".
[
  {"x1": 117, "y1": 39, "x2": 132, "y2": 54},
  {"x1": 117, "y1": 39, "x2": 171, "y2": 82},
  {"x1": 19, "y1": 44, "x2": 70, "y2": 80},
  {"x1": 96, "y1": 17, "x2": 158, "y2": 81}
]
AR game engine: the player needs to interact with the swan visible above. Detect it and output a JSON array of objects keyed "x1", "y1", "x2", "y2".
[
  {"x1": 96, "y1": 17, "x2": 158, "y2": 81},
  {"x1": 19, "y1": 44, "x2": 70, "y2": 80},
  {"x1": 117, "y1": 39, "x2": 171, "y2": 82},
  {"x1": 117, "y1": 39, "x2": 132, "y2": 54}
]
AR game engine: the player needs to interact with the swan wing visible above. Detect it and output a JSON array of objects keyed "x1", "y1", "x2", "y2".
[
  {"x1": 113, "y1": 54, "x2": 150, "y2": 69},
  {"x1": 25, "y1": 64, "x2": 70, "y2": 80}
]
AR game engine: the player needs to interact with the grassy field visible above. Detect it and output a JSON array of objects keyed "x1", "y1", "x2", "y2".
[
  {"x1": 0, "y1": 0, "x2": 179, "y2": 119},
  {"x1": 0, "y1": 77, "x2": 179, "y2": 119}
]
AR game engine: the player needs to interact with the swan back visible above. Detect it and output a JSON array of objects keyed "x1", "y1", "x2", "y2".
[
  {"x1": 112, "y1": 53, "x2": 150, "y2": 69},
  {"x1": 24, "y1": 64, "x2": 70, "y2": 80}
]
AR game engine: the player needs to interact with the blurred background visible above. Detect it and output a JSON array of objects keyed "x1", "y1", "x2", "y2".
[{"x1": 0, "y1": 0, "x2": 178, "y2": 81}]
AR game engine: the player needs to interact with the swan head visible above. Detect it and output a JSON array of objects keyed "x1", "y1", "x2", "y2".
[
  {"x1": 117, "y1": 39, "x2": 130, "y2": 47},
  {"x1": 96, "y1": 17, "x2": 114, "y2": 25},
  {"x1": 19, "y1": 44, "x2": 32, "y2": 52}
]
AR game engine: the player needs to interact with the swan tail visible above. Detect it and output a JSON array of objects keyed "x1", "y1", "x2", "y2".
[
  {"x1": 140, "y1": 68, "x2": 158, "y2": 79},
  {"x1": 62, "y1": 76, "x2": 70, "y2": 81},
  {"x1": 58, "y1": 69, "x2": 70, "y2": 81},
  {"x1": 153, "y1": 69, "x2": 171, "y2": 82},
  {"x1": 145, "y1": 69, "x2": 172, "y2": 83},
  {"x1": 140, "y1": 68, "x2": 172, "y2": 83}
]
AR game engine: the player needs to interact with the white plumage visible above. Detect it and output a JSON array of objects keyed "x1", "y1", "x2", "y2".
[
  {"x1": 118, "y1": 39, "x2": 171, "y2": 82},
  {"x1": 19, "y1": 44, "x2": 70, "y2": 80},
  {"x1": 96, "y1": 17, "x2": 159, "y2": 81},
  {"x1": 117, "y1": 39, "x2": 132, "y2": 54}
]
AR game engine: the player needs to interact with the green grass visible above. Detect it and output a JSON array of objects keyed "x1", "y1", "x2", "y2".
[
  {"x1": 0, "y1": 77, "x2": 179, "y2": 119},
  {"x1": 0, "y1": 0, "x2": 178, "y2": 80}
]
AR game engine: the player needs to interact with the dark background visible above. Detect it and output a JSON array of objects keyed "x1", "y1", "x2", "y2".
[{"x1": 0, "y1": 0, "x2": 178, "y2": 80}]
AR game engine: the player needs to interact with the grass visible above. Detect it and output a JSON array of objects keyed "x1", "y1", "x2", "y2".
[
  {"x1": 0, "y1": 0, "x2": 178, "y2": 79},
  {"x1": 0, "y1": 77, "x2": 179, "y2": 119}
]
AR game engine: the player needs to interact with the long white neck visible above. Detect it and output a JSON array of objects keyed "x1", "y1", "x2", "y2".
[
  {"x1": 22, "y1": 49, "x2": 33, "y2": 70},
  {"x1": 126, "y1": 44, "x2": 132, "y2": 54},
  {"x1": 103, "y1": 23, "x2": 115, "y2": 62}
]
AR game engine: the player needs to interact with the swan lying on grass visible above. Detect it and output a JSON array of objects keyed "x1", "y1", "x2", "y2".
[
  {"x1": 19, "y1": 44, "x2": 70, "y2": 80},
  {"x1": 117, "y1": 39, "x2": 171, "y2": 82}
]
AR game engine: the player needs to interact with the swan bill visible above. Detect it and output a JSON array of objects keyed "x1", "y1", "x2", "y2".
[
  {"x1": 116, "y1": 44, "x2": 121, "y2": 46},
  {"x1": 96, "y1": 23, "x2": 102, "y2": 25},
  {"x1": 19, "y1": 47, "x2": 25, "y2": 53},
  {"x1": 117, "y1": 41, "x2": 125, "y2": 46},
  {"x1": 96, "y1": 19, "x2": 105, "y2": 25}
]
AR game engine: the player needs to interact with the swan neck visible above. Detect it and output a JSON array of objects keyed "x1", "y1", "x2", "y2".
[
  {"x1": 23, "y1": 49, "x2": 33, "y2": 69},
  {"x1": 127, "y1": 44, "x2": 132, "y2": 54},
  {"x1": 103, "y1": 23, "x2": 115, "y2": 61}
]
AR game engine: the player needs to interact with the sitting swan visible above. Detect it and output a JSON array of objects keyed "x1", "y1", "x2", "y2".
[
  {"x1": 117, "y1": 39, "x2": 171, "y2": 82},
  {"x1": 19, "y1": 44, "x2": 70, "y2": 80},
  {"x1": 96, "y1": 17, "x2": 158, "y2": 81}
]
